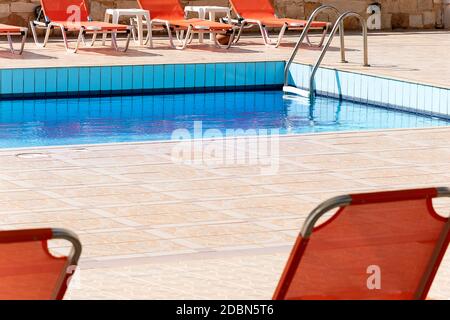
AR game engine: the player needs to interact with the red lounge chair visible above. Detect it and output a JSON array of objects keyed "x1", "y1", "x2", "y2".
[
  {"x1": 0, "y1": 24, "x2": 27, "y2": 54},
  {"x1": 137, "y1": 0, "x2": 236, "y2": 49},
  {"x1": 0, "y1": 228, "x2": 82, "y2": 300},
  {"x1": 274, "y1": 187, "x2": 450, "y2": 300},
  {"x1": 30, "y1": 0, "x2": 131, "y2": 53},
  {"x1": 229, "y1": 0, "x2": 330, "y2": 48}
]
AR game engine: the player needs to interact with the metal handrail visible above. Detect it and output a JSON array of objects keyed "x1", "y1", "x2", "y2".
[
  {"x1": 308, "y1": 11, "x2": 369, "y2": 97},
  {"x1": 301, "y1": 194, "x2": 352, "y2": 237},
  {"x1": 283, "y1": 4, "x2": 345, "y2": 87}
]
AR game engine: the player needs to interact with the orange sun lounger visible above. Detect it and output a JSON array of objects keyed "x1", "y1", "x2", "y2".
[
  {"x1": 137, "y1": 0, "x2": 237, "y2": 49},
  {"x1": 274, "y1": 187, "x2": 450, "y2": 300},
  {"x1": 229, "y1": 0, "x2": 330, "y2": 48},
  {"x1": 0, "y1": 228, "x2": 81, "y2": 300},
  {"x1": 30, "y1": 0, "x2": 131, "y2": 53},
  {"x1": 0, "y1": 23, "x2": 27, "y2": 54}
]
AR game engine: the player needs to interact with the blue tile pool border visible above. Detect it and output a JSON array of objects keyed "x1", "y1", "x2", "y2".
[
  {"x1": 0, "y1": 61, "x2": 285, "y2": 100},
  {"x1": 0, "y1": 60, "x2": 449, "y2": 119},
  {"x1": 288, "y1": 62, "x2": 450, "y2": 119}
]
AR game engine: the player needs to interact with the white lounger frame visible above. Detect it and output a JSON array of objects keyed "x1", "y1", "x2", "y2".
[
  {"x1": 231, "y1": 17, "x2": 329, "y2": 48},
  {"x1": 30, "y1": 17, "x2": 132, "y2": 53},
  {"x1": 131, "y1": 18, "x2": 238, "y2": 50},
  {"x1": 1, "y1": 27, "x2": 28, "y2": 54}
]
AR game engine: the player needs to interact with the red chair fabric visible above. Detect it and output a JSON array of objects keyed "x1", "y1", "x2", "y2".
[
  {"x1": 274, "y1": 188, "x2": 450, "y2": 300},
  {"x1": 167, "y1": 19, "x2": 232, "y2": 31},
  {"x1": 0, "y1": 229, "x2": 71, "y2": 300},
  {"x1": 138, "y1": 0, "x2": 232, "y2": 31},
  {"x1": 53, "y1": 21, "x2": 130, "y2": 31},
  {"x1": 230, "y1": 0, "x2": 276, "y2": 20},
  {"x1": 40, "y1": 0, "x2": 126, "y2": 31},
  {"x1": 41, "y1": 0, "x2": 90, "y2": 22},
  {"x1": 230, "y1": 0, "x2": 328, "y2": 28},
  {"x1": 0, "y1": 24, "x2": 23, "y2": 33},
  {"x1": 138, "y1": 0, "x2": 186, "y2": 21}
]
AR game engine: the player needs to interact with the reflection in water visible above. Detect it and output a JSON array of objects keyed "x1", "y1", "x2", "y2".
[{"x1": 0, "y1": 90, "x2": 448, "y2": 148}]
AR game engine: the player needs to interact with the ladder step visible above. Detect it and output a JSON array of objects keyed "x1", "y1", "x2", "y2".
[{"x1": 282, "y1": 86, "x2": 311, "y2": 98}]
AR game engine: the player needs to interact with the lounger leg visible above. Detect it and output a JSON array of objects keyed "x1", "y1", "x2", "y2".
[
  {"x1": 30, "y1": 21, "x2": 51, "y2": 48},
  {"x1": 306, "y1": 25, "x2": 328, "y2": 48},
  {"x1": 256, "y1": 22, "x2": 270, "y2": 46},
  {"x1": 131, "y1": 18, "x2": 152, "y2": 47},
  {"x1": 175, "y1": 29, "x2": 194, "y2": 45},
  {"x1": 147, "y1": 20, "x2": 153, "y2": 48},
  {"x1": 233, "y1": 22, "x2": 246, "y2": 45},
  {"x1": 165, "y1": 22, "x2": 176, "y2": 48},
  {"x1": 82, "y1": 31, "x2": 98, "y2": 47},
  {"x1": 111, "y1": 29, "x2": 131, "y2": 52},
  {"x1": 143, "y1": 12, "x2": 153, "y2": 48},
  {"x1": 274, "y1": 23, "x2": 288, "y2": 48},
  {"x1": 305, "y1": 25, "x2": 329, "y2": 48},
  {"x1": 227, "y1": 29, "x2": 237, "y2": 49},
  {"x1": 175, "y1": 26, "x2": 192, "y2": 50},
  {"x1": 305, "y1": 34, "x2": 312, "y2": 46},
  {"x1": 257, "y1": 21, "x2": 286, "y2": 48},
  {"x1": 91, "y1": 32, "x2": 98, "y2": 46},
  {"x1": 263, "y1": 26, "x2": 272, "y2": 45},
  {"x1": 213, "y1": 32, "x2": 219, "y2": 47},
  {"x1": 187, "y1": 31, "x2": 194, "y2": 44},
  {"x1": 213, "y1": 29, "x2": 236, "y2": 49},
  {"x1": 60, "y1": 26, "x2": 84, "y2": 53},
  {"x1": 176, "y1": 30, "x2": 184, "y2": 42},
  {"x1": 130, "y1": 18, "x2": 138, "y2": 43},
  {"x1": 318, "y1": 25, "x2": 329, "y2": 47},
  {"x1": 6, "y1": 29, "x2": 27, "y2": 55},
  {"x1": 111, "y1": 31, "x2": 117, "y2": 49}
]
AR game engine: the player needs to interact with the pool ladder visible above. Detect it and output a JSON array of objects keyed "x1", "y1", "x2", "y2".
[{"x1": 283, "y1": 5, "x2": 370, "y2": 99}]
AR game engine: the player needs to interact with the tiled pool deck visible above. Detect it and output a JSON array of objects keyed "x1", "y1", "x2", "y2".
[
  {"x1": 0, "y1": 128, "x2": 449, "y2": 299},
  {"x1": 0, "y1": 31, "x2": 449, "y2": 299},
  {"x1": 1, "y1": 31, "x2": 449, "y2": 88}
]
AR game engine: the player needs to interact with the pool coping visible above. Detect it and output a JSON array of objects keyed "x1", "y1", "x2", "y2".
[{"x1": 1, "y1": 125, "x2": 447, "y2": 153}]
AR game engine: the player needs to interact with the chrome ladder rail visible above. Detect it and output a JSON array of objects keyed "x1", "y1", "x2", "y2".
[
  {"x1": 283, "y1": 10, "x2": 370, "y2": 99},
  {"x1": 283, "y1": 4, "x2": 345, "y2": 95},
  {"x1": 308, "y1": 12, "x2": 369, "y2": 98}
]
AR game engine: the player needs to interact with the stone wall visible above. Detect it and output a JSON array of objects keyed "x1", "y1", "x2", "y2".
[{"x1": 0, "y1": 0, "x2": 447, "y2": 30}]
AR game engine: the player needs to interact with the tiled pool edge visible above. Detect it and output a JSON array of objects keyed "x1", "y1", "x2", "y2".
[
  {"x1": 0, "y1": 60, "x2": 449, "y2": 119},
  {"x1": 0, "y1": 61, "x2": 285, "y2": 99},
  {"x1": 289, "y1": 63, "x2": 450, "y2": 119}
]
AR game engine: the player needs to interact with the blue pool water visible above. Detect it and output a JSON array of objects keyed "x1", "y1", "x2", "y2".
[{"x1": 0, "y1": 90, "x2": 448, "y2": 148}]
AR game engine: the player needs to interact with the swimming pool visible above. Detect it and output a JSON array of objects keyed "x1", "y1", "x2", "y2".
[{"x1": 0, "y1": 90, "x2": 448, "y2": 148}]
